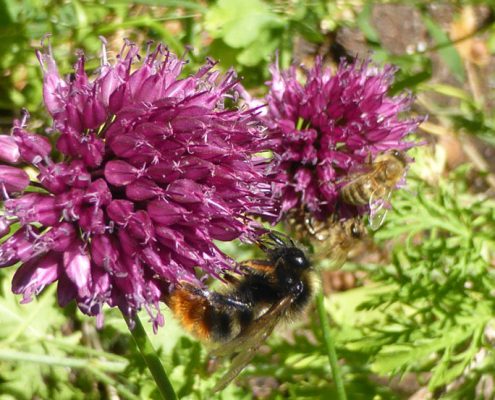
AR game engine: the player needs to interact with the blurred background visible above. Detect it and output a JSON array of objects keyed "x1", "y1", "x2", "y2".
[{"x1": 2, "y1": 1, "x2": 495, "y2": 399}]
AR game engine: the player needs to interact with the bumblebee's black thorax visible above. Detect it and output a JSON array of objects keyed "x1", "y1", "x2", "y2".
[{"x1": 234, "y1": 245, "x2": 314, "y2": 318}]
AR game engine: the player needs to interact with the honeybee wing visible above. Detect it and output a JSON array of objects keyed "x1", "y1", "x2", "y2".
[
  {"x1": 368, "y1": 190, "x2": 391, "y2": 230},
  {"x1": 210, "y1": 295, "x2": 294, "y2": 392},
  {"x1": 339, "y1": 162, "x2": 374, "y2": 187}
]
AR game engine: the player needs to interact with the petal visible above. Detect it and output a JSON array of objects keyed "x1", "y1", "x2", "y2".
[
  {"x1": 208, "y1": 218, "x2": 242, "y2": 241},
  {"x1": 141, "y1": 246, "x2": 175, "y2": 281},
  {"x1": 85, "y1": 179, "x2": 112, "y2": 206},
  {"x1": 166, "y1": 179, "x2": 204, "y2": 204},
  {"x1": 57, "y1": 270, "x2": 77, "y2": 307},
  {"x1": 13, "y1": 130, "x2": 51, "y2": 164},
  {"x1": 63, "y1": 243, "x2": 92, "y2": 298},
  {"x1": 0, "y1": 216, "x2": 12, "y2": 236},
  {"x1": 5, "y1": 193, "x2": 60, "y2": 226},
  {"x1": 79, "y1": 206, "x2": 106, "y2": 235},
  {"x1": 36, "y1": 222, "x2": 76, "y2": 253},
  {"x1": 106, "y1": 200, "x2": 134, "y2": 225},
  {"x1": 147, "y1": 199, "x2": 190, "y2": 226},
  {"x1": 0, "y1": 136, "x2": 20, "y2": 163},
  {"x1": 90, "y1": 234, "x2": 126, "y2": 277},
  {"x1": 0, "y1": 229, "x2": 34, "y2": 267},
  {"x1": 127, "y1": 210, "x2": 154, "y2": 244},
  {"x1": 146, "y1": 162, "x2": 180, "y2": 184},
  {"x1": 126, "y1": 178, "x2": 164, "y2": 201},
  {"x1": 104, "y1": 160, "x2": 140, "y2": 186},
  {"x1": 0, "y1": 165, "x2": 30, "y2": 193},
  {"x1": 12, "y1": 252, "x2": 60, "y2": 303},
  {"x1": 37, "y1": 48, "x2": 67, "y2": 116}
]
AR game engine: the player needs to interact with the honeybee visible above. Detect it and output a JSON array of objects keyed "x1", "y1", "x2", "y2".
[
  {"x1": 164, "y1": 231, "x2": 316, "y2": 392},
  {"x1": 288, "y1": 208, "x2": 366, "y2": 268},
  {"x1": 308, "y1": 216, "x2": 366, "y2": 268},
  {"x1": 340, "y1": 150, "x2": 408, "y2": 229}
]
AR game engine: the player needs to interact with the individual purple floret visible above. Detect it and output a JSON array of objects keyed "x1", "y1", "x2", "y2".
[
  {"x1": 263, "y1": 58, "x2": 421, "y2": 222},
  {"x1": 1, "y1": 41, "x2": 273, "y2": 331}
]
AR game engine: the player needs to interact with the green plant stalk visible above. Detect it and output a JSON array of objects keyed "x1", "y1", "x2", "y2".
[
  {"x1": 0, "y1": 348, "x2": 137, "y2": 399},
  {"x1": 90, "y1": 367, "x2": 140, "y2": 400},
  {"x1": 0, "y1": 348, "x2": 126, "y2": 372},
  {"x1": 316, "y1": 291, "x2": 347, "y2": 400},
  {"x1": 126, "y1": 314, "x2": 177, "y2": 400}
]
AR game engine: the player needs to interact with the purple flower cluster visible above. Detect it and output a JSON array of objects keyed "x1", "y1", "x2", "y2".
[
  {"x1": 264, "y1": 58, "x2": 420, "y2": 222},
  {"x1": 0, "y1": 41, "x2": 273, "y2": 329}
]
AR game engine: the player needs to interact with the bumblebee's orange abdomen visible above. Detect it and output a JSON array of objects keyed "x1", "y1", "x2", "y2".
[
  {"x1": 166, "y1": 288, "x2": 212, "y2": 340},
  {"x1": 165, "y1": 286, "x2": 234, "y2": 342}
]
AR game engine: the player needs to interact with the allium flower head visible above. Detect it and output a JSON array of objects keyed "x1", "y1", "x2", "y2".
[
  {"x1": 1, "y1": 41, "x2": 272, "y2": 330},
  {"x1": 265, "y1": 57, "x2": 421, "y2": 221}
]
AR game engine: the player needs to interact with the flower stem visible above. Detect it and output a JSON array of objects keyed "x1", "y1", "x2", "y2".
[
  {"x1": 125, "y1": 314, "x2": 177, "y2": 400},
  {"x1": 315, "y1": 291, "x2": 347, "y2": 400},
  {"x1": 0, "y1": 348, "x2": 126, "y2": 372}
]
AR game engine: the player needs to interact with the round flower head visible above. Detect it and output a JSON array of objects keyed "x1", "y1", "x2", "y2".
[
  {"x1": 264, "y1": 57, "x2": 421, "y2": 222},
  {"x1": 1, "y1": 40, "x2": 273, "y2": 330}
]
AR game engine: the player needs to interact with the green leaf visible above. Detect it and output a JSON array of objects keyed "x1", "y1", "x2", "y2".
[
  {"x1": 106, "y1": 0, "x2": 207, "y2": 11},
  {"x1": 422, "y1": 14, "x2": 465, "y2": 82},
  {"x1": 356, "y1": 2, "x2": 380, "y2": 44},
  {"x1": 423, "y1": 83, "x2": 473, "y2": 103},
  {"x1": 236, "y1": 29, "x2": 277, "y2": 67},
  {"x1": 327, "y1": 284, "x2": 394, "y2": 328},
  {"x1": 429, "y1": 353, "x2": 466, "y2": 390},
  {"x1": 0, "y1": 0, "x2": 21, "y2": 22},
  {"x1": 205, "y1": 0, "x2": 282, "y2": 48},
  {"x1": 390, "y1": 69, "x2": 431, "y2": 95}
]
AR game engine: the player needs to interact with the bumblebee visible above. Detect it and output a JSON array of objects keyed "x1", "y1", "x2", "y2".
[
  {"x1": 340, "y1": 150, "x2": 408, "y2": 229},
  {"x1": 164, "y1": 231, "x2": 315, "y2": 392}
]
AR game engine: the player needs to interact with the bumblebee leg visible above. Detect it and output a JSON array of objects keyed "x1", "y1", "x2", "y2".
[
  {"x1": 267, "y1": 230, "x2": 295, "y2": 247},
  {"x1": 256, "y1": 230, "x2": 293, "y2": 252}
]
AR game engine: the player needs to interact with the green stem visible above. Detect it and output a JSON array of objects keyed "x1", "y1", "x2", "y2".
[
  {"x1": 315, "y1": 291, "x2": 347, "y2": 400},
  {"x1": 0, "y1": 348, "x2": 138, "y2": 400},
  {"x1": 43, "y1": 337, "x2": 128, "y2": 362},
  {"x1": 90, "y1": 367, "x2": 140, "y2": 400},
  {"x1": 125, "y1": 315, "x2": 177, "y2": 400},
  {"x1": 0, "y1": 348, "x2": 126, "y2": 372}
]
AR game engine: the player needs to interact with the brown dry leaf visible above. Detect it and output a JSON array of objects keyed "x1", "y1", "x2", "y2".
[{"x1": 450, "y1": 6, "x2": 489, "y2": 66}]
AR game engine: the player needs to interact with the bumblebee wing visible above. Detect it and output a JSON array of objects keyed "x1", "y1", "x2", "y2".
[
  {"x1": 211, "y1": 346, "x2": 259, "y2": 392},
  {"x1": 211, "y1": 296, "x2": 293, "y2": 392},
  {"x1": 210, "y1": 295, "x2": 292, "y2": 358}
]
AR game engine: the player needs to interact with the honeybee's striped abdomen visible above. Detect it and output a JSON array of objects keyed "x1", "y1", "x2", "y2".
[
  {"x1": 165, "y1": 287, "x2": 233, "y2": 342},
  {"x1": 342, "y1": 178, "x2": 373, "y2": 205}
]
